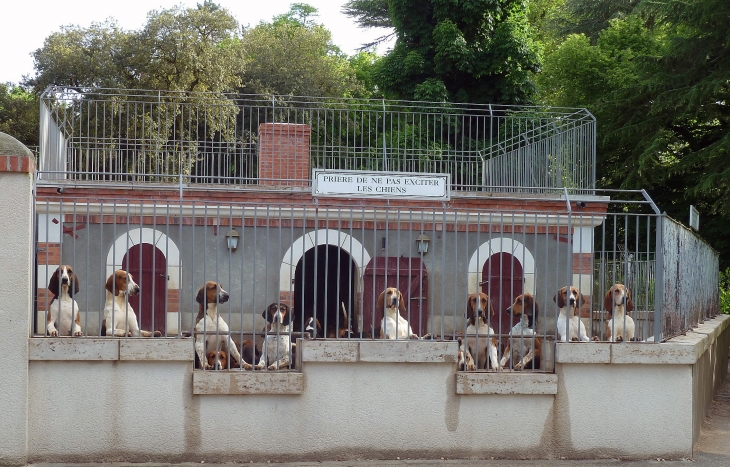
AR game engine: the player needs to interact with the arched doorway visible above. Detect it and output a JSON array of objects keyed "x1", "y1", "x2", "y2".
[
  {"x1": 293, "y1": 245, "x2": 358, "y2": 337},
  {"x1": 122, "y1": 244, "x2": 167, "y2": 334},
  {"x1": 481, "y1": 252, "x2": 523, "y2": 342}
]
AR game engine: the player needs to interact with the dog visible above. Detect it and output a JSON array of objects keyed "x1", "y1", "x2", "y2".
[
  {"x1": 554, "y1": 286, "x2": 591, "y2": 342},
  {"x1": 329, "y1": 302, "x2": 356, "y2": 338},
  {"x1": 102, "y1": 270, "x2": 157, "y2": 337},
  {"x1": 461, "y1": 292, "x2": 500, "y2": 371},
  {"x1": 46, "y1": 265, "x2": 83, "y2": 337},
  {"x1": 206, "y1": 350, "x2": 228, "y2": 370},
  {"x1": 377, "y1": 287, "x2": 419, "y2": 339},
  {"x1": 604, "y1": 284, "x2": 635, "y2": 342},
  {"x1": 304, "y1": 316, "x2": 323, "y2": 338},
  {"x1": 500, "y1": 293, "x2": 541, "y2": 370},
  {"x1": 194, "y1": 281, "x2": 248, "y2": 370},
  {"x1": 457, "y1": 337, "x2": 477, "y2": 371},
  {"x1": 256, "y1": 302, "x2": 295, "y2": 370}
]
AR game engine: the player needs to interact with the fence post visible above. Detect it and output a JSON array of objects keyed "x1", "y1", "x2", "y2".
[
  {"x1": 0, "y1": 132, "x2": 34, "y2": 465},
  {"x1": 654, "y1": 214, "x2": 665, "y2": 343}
]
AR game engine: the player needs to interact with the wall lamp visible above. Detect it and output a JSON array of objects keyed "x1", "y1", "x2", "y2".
[
  {"x1": 416, "y1": 234, "x2": 430, "y2": 255},
  {"x1": 225, "y1": 229, "x2": 240, "y2": 252}
]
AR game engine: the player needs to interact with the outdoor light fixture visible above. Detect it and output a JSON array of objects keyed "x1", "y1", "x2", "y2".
[
  {"x1": 225, "y1": 229, "x2": 240, "y2": 252},
  {"x1": 416, "y1": 234, "x2": 430, "y2": 255}
]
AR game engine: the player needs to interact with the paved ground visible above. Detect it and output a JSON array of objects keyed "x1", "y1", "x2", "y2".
[{"x1": 30, "y1": 364, "x2": 730, "y2": 467}]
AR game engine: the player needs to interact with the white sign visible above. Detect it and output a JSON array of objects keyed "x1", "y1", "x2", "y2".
[
  {"x1": 312, "y1": 170, "x2": 450, "y2": 201},
  {"x1": 689, "y1": 205, "x2": 700, "y2": 231}
]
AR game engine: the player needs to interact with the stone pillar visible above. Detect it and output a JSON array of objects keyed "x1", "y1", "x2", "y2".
[
  {"x1": 0, "y1": 132, "x2": 34, "y2": 465},
  {"x1": 258, "y1": 123, "x2": 311, "y2": 186}
]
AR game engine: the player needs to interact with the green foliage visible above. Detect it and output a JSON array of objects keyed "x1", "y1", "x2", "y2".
[
  {"x1": 0, "y1": 83, "x2": 39, "y2": 148},
  {"x1": 240, "y1": 6, "x2": 362, "y2": 97},
  {"x1": 373, "y1": 0, "x2": 542, "y2": 105},
  {"x1": 721, "y1": 269, "x2": 730, "y2": 314}
]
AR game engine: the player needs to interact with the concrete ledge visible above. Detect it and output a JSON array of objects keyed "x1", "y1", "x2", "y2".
[
  {"x1": 119, "y1": 338, "x2": 193, "y2": 361},
  {"x1": 556, "y1": 342, "x2": 611, "y2": 364},
  {"x1": 555, "y1": 315, "x2": 730, "y2": 365},
  {"x1": 300, "y1": 340, "x2": 359, "y2": 362},
  {"x1": 29, "y1": 338, "x2": 118, "y2": 360},
  {"x1": 359, "y1": 340, "x2": 458, "y2": 363},
  {"x1": 193, "y1": 370, "x2": 303, "y2": 395},
  {"x1": 456, "y1": 372, "x2": 558, "y2": 395}
]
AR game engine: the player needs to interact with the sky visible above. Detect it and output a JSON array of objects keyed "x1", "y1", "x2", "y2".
[{"x1": 0, "y1": 0, "x2": 394, "y2": 85}]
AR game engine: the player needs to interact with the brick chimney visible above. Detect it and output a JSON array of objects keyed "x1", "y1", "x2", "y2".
[{"x1": 258, "y1": 123, "x2": 311, "y2": 187}]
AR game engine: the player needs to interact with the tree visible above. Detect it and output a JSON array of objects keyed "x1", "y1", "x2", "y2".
[
  {"x1": 341, "y1": 0, "x2": 394, "y2": 49},
  {"x1": 536, "y1": 0, "x2": 730, "y2": 267},
  {"x1": 28, "y1": 2, "x2": 244, "y2": 93},
  {"x1": 240, "y1": 5, "x2": 362, "y2": 97},
  {"x1": 372, "y1": 0, "x2": 542, "y2": 104},
  {"x1": 0, "y1": 83, "x2": 39, "y2": 148}
]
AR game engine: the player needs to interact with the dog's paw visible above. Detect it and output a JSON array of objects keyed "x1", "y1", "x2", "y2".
[
  {"x1": 409, "y1": 334, "x2": 420, "y2": 340},
  {"x1": 616, "y1": 336, "x2": 624, "y2": 343},
  {"x1": 466, "y1": 362, "x2": 477, "y2": 371},
  {"x1": 240, "y1": 362, "x2": 253, "y2": 371},
  {"x1": 74, "y1": 331, "x2": 84, "y2": 336},
  {"x1": 591, "y1": 336, "x2": 600, "y2": 342},
  {"x1": 49, "y1": 329, "x2": 58, "y2": 337},
  {"x1": 204, "y1": 363, "x2": 212, "y2": 370},
  {"x1": 514, "y1": 362, "x2": 523, "y2": 371},
  {"x1": 154, "y1": 330, "x2": 162, "y2": 337},
  {"x1": 420, "y1": 333, "x2": 432, "y2": 340},
  {"x1": 255, "y1": 363, "x2": 265, "y2": 370},
  {"x1": 570, "y1": 337, "x2": 579, "y2": 342}
]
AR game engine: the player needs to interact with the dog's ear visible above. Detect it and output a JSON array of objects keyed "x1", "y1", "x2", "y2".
[
  {"x1": 553, "y1": 289, "x2": 566, "y2": 309},
  {"x1": 105, "y1": 273, "x2": 115, "y2": 295},
  {"x1": 261, "y1": 304, "x2": 270, "y2": 320},
  {"x1": 625, "y1": 287, "x2": 635, "y2": 313},
  {"x1": 603, "y1": 289, "x2": 613, "y2": 313},
  {"x1": 282, "y1": 304, "x2": 293, "y2": 325},
  {"x1": 195, "y1": 286, "x2": 205, "y2": 305},
  {"x1": 466, "y1": 294, "x2": 475, "y2": 319},
  {"x1": 376, "y1": 290, "x2": 385, "y2": 317},
  {"x1": 487, "y1": 294, "x2": 495, "y2": 318},
  {"x1": 397, "y1": 291, "x2": 407, "y2": 315},
  {"x1": 48, "y1": 268, "x2": 60, "y2": 297},
  {"x1": 71, "y1": 272, "x2": 80, "y2": 296}
]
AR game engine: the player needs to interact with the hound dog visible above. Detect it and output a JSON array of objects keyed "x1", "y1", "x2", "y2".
[
  {"x1": 206, "y1": 350, "x2": 228, "y2": 371},
  {"x1": 102, "y1": 270, "x2": 157, "y2": 337},
  {"x1": 500, "y1": 293, "x2": 541, "y2": 370},
  {"x1": 329, "y1": 303, "x2": 356, "y2": 338},
  {"x1": 604, "y1": 284, "x2": 635, "y2": 342},
  {"x1": 194, "y1": 281, "x2": 248, "y2": 370},
  {"x1": 554, "y1": 286, "x2": 591, "y2": 342},
  {"x1": 256, "y1": 303, "x2": 295, "y2": 370},
  {"x1": 304, "y1": 316, "x2": 323, "y2": 338},
  {"x1": 462, "y1": 292, "x2": 500, "y2": 371},
  {"x1": 46, "y1": 265, "x2": 83, "y2": 336},
  {"x1": 377, "y1": 287, "x2": 419, "y2": 339}
]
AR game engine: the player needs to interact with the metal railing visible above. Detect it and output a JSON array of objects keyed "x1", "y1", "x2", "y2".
[
  {"x1": 32, "y1": 188, "x2": 719, "y2": 372},
  {"x1": 38, "y1": 87, "x2": 596, "y2": 191}
]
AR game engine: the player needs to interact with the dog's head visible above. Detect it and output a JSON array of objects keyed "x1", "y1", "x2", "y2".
[
  {"x1": 196, "y1": 281, "x2": 229, "y2": 308},
  {"x1": 262, "y1": 302, "x2": 292, "y2": 327},
  {"x1": 105, "y1": 270, "x2": 140, "y2": 297},
  {"x1": 507, "y1": 293, "x2": 539, "y2": 326},
  {"x1": 466, "y1": 292, "x2": 494, "y2": 325},
  {"x1": 206, "y1": 350, "x2": 228, "y2": 371},
  {"x1": 553, "y1": 286, "x2": 584, "y2": 313},
  {"x1": 304, "y1": 316, "x2": 322, "y2": 338},
  {"x1": 377, "y1": 287, "x2": 406, "y2": 315},
  {"x1": 603, "y1": 284, "x2": 634, "y2": 314},
  {"x1": 48, "y1": 265, "x2": 80, "y2": 298}
]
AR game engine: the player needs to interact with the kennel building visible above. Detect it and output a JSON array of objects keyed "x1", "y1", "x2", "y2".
[{"x1": 33, "y1": 88, "x2": 715, "y2": 364}]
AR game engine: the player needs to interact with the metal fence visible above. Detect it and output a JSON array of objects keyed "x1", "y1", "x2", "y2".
[
  {"x1": 33, "y1": 188, "x2": 719, "y2": 372},
  {"x1": 38, "y1": 87, "x2": 595, "y2": 191}
]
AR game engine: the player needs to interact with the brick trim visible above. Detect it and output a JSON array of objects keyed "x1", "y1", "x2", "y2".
[{"x1": 0, "y1": 155, "x2": 36, "y2": 173}]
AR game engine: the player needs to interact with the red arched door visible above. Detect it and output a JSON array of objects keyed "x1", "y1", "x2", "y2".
[
  {"x1": 363, "y1": 257, "x2": 428, "y2": 337},
  {"x1": 122, "y1": 243, "x2": 167, "y2": 334},
  {"x1": 481, "y1": 252, "x2": 523, "y2": 342}
]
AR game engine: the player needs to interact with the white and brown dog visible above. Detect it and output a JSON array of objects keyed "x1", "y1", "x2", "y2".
[
  {"x1": 377, "y1": 287, "x2": 419, "y2": 339},
  {"x1": 257, "y1": 302, "x2": 295, "y2": 370},
  {"x1": 461, "y1": 292, "x2": 500, "y2": 371},
  {"x1": 46, "y1": 265, "x2": 83, "y2": 336},
  {"x1": 604, "y1": 284, "x2": 635, "y2": 342},
  {"x1": 554, "y1": 286, "x2": 591, "y2": 342},
  {"x1": 500, "y1": 293, "x2": 541, "y2": 370},
  {"x1": 194, "y1": 281, "x2": 248, "y2": 370},
  {"x1": 102, "y1": 270, "x2": 156, "y2": 337}
]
